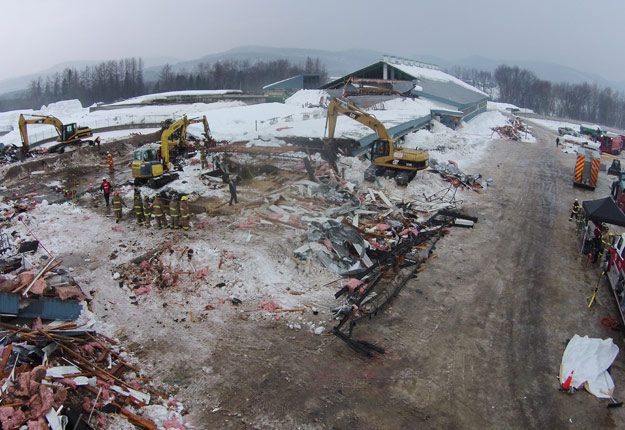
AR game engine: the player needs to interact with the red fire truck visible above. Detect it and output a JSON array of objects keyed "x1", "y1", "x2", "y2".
[
  {"x1": 599, "y1": 133, "x2": 624, "y2": 155},
  {"x1": 605, "y1": 234, "x2": 625, "y2": 325}
]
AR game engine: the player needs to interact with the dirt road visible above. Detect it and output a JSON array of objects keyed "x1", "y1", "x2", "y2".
[{"x1": 193, "y1": 122, "x2": 625, "y2": 429}]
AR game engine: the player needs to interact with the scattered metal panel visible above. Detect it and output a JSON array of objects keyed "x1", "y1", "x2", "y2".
[
  {"x1": 0, "y1": 292, "x2": 19, "y2": 315},
  {"x1": 18, "y1": 297, "x2": 83, "y2": 321}
]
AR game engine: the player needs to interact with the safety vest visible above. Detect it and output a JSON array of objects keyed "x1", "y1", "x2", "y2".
[
  {"x1": 134, "y1": 197, "x2": 143, "y2": 214},
  {"x1": 113, "y1": 196, "x2": 123, "y2": 210},
  {"x1": 180, "y1": 201, "x2": 190, "y2": 218},
  {"x1": 143, "y1": 199, "x2": 152, "y2": 216},
  {"x1": 169, "y1": 201, "x2": 179, "y2": 217},
  {"x1": 153, "y1": 198, "x2": 163, "y2": 216}
]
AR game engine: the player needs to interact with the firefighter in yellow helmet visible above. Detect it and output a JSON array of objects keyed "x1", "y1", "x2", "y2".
[
  {"x1": 153, "y1": 194, "x2": 165, "y2": 229},
  {"x1": 133, "y1": 188, "x2": 144, "y2": 226},
  {"x1": 180, "y1": 195, "x2": 190, "y2": 230},
  {"x1": 143, "y1": 196, "x2": 152, "y2": 228},
  {"x1": 106, "y1": 152, "x2": 114, "y2": 172},
  {"x1": 169, "y1": 195, "x2": 180, "y2": 229},
  {"x1": 112, "y1": 190, "x2": 126, "y2": 223}
]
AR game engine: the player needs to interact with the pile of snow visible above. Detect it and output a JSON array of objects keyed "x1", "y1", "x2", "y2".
[{"x1": 285, "y1": 89, "x2": 330, "y2": 107}]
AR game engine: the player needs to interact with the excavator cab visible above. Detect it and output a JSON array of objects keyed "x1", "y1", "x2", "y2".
[
  {"x1": 61, "y1": 123, "x2": 76, "y2": 142},
  {"x1": 132, "y1": 145, "x2": 165, "y2": 181},
  {"x1": 371, "y1": 139, "x2": 391, "y2": 159}
]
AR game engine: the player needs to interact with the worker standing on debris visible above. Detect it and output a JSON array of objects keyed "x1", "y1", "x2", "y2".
[
  {"x1": 200, "y1": 147, "x2": 208, "y2": 169},
  {"x1": 112, "y1": 191, "x2": 126, "y2": 223},
  {"x1": 106, "y1": 153, "x2": 114, "y2": 172},
  {"x1": 100, "y1": 177, "x2": 111, "y2": 207},
  {"x1": 143, "y1": 196, "x2": 152, "y2": 228},
  {"x1": 153, "y1": 195, "x2": 165, "y2": 229},
  {"x1": 180, "y1": 195, "x2": 190, "y2": 230},
  {"x1": 228, "y1": 175, "x2": 238, "y2": 206},
  {"x1": 569, "y1": 199, "x2": 581, "y2": 221},
  {"x1": 134, "y1": 189, "x2": 144, "y2": 226},
  {"x1": 169, "y1": 196, "x2": 180, "y2": 229}
]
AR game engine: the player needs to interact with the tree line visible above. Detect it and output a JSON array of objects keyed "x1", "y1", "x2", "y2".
[
  {"x1": 17, "y1": 58, "x2": 145, "y2": 110},
  {"x1": 0, "y1": 56, "x2": 327, "y2": 112},
  {"x1": 153, "y1": 57, "x2": 327, "y2": 93},
  {"x1": 450, "y1": 64, "x2": 625, "y2": 129}
]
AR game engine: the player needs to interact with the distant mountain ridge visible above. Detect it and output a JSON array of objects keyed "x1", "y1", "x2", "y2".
[{"x1": 2, "y1": 46, "x2": 625, "y2": 95}]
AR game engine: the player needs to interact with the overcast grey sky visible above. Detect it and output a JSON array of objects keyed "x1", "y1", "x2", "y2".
[{"x1": 2, "y1": 0, "x2": 624, "y2": 82}]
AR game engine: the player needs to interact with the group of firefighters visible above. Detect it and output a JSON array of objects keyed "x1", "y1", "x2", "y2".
[
  {"x1": 98, "y1": 142, "x2": 239, "y2": 229},
  {"x1": 100, "y1": 178, "x2": 191, "y2": 230},
  {"x1": 128, "y1": 189, "x2": 191, "y2": 230},
  {"x1": 570, "y1": 198, "x2": 615, "y2": 263}
]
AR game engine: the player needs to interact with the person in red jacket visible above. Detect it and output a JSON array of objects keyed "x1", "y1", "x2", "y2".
[{"x1": 100, "y1": 177, "x2": 111, "y2": 207}]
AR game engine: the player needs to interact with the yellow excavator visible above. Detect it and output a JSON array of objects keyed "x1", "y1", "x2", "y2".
[
  {"x1": 132, "y1": 115, "x2": 213, "y2": 187},
  {"x1": 324, "y1": 98, "x2": 429, "y2": 186},
  {"x1": 18, "y1": 114, "x2": 93, "y2": 154}
]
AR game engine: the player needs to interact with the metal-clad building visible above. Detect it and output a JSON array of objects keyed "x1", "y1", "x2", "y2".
[
  {"x1": 263, "y1": 74, "x2": 321, "y2": 91},
  {"x1": 263, "y1": 74, "x2": 321, "y2": 102},
  {"x1": 321, "y1": 57, "x2": 488, "y2": 123}
]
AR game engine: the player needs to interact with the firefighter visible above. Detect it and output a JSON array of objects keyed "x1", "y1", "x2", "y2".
[
  {"x1": 100, "y1": 177, "x2": 111, "y2": 207},
  {"x1": 180, "y1": 195, "x2": 190, "y2": 230},
  {"x1": 598, "y1": 229, "x2": 614, "y2": 262},
  {"x1": 228, "y1": 175, "x2": 238, "y2": 206},
  {"x1": 200, "y1": 147, "x2": 208, "y2": 169},
  {"x1": 134, "y1": 189, "x2": 144, "y2": 226},
  {"x1": 169, "y1": 195, "x2": 180, "y2": 229},
  {"x1": 143, "y1": 196, "x2": 152, "y2": 228},
  {"x1": 153, "y1": 195, "x2": 165, "y2": 229},
  {"x1": 569, "y1": 199, "x2": 581, "y2": 221},
  {"x1": 112, "y1": 191, "x2": 126, "y2": 223},
  {"x1": 106, "y1": 153, "x2": 114, "y2": 172}
]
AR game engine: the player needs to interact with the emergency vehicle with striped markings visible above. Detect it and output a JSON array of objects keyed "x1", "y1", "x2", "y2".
[{"x1": 573, "y1": 146, "x2": 601, "y2": 190}]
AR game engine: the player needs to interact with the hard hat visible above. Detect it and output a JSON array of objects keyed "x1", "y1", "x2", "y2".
[
  {"x1": 102, "y1": 177, "x2": 106, "y2": 181},
  {"x1": 610, "y1": 232, "x2": 614, "y2": 236},
  {"x1": 107, "y1": 153, "x2": 111, "y2": 156},
  {"x1": 181, "y1": 195, "x2": 187, "y2": 201}
]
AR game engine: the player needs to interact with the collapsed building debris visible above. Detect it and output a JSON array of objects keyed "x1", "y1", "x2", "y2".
[
  {"x1": 428, "y1": 159, "x2": 493, "y2": 192},
  {"x1": 327, "y1": 208, "x2": 477, "y2": 356},
  {"x1": 0, "y1": 321, "x2": 175, "y2": 429},
  {"x1": 491, "y1": 117, "x2": 529, "y2": 141}
]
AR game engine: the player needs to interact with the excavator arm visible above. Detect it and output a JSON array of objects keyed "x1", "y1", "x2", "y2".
[
  {"x1": 183, "y1": 115, "x2": 213, "y2": 145},
  {"x1": 324, "y1": 98, "x2": 392, "y2": 145},
  {"x1": 160, "y1": 115, "x2": 188, "y2": 167}
]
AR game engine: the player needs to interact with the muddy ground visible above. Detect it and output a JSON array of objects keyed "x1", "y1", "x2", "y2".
[
  {"x1": 3, "y1": 119, "x2": 625, "y2": 429},
  {"x1": 193, "y1": 121, "x2": 625, "y2": 429}
]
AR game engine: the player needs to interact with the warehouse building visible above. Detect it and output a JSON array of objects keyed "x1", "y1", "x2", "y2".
[{"x1": 321, "y1": 56, "x2": 488, "y2": 126}]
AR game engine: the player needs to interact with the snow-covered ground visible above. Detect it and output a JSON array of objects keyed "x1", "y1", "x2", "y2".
[
  {"x1": 0, "y1": 88, "x2": 523, "y2": 310},
  {"x1": 1, "y1": 89, "x2": 536, "y2": 428}
]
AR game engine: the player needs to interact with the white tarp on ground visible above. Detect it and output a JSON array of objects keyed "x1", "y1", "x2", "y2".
[{"x1": 560, "y1": 334, "x2": 619, "y2": 398}]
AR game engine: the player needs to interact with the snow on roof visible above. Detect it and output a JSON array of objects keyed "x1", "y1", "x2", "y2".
[
  {"x1": 385, "y1": 58, "x2": 488, "y2": 98},
  {"x1": 111, "y1": 89, "x2": 243, "y2": 105}
]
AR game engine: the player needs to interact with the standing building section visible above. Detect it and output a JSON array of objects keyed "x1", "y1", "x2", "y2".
[{"x1": 321, "y1": 56, "x2": 488, "y2": 126}]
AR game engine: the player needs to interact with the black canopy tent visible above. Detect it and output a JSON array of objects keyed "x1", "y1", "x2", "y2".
[{"x1": 582, "y1": 197, "x2": 625, "y2": 227}]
